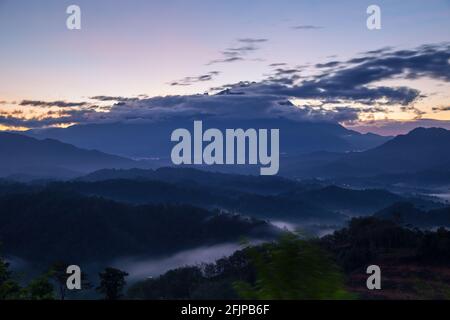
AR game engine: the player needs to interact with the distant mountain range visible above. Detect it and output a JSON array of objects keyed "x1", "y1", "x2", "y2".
[
  {"x1": 77, "y1": 167, "x2": 442, "y2": 215},
  {"x1": 0, "y1": 132, "x2": 139, "y2": 179},
  {"x1": 284, "y1": 127, "x2": 450, "y2": 180},
  {"x1": 24, "y1": 119, "x2": 391, "y2": 159},
  {"x1": 3, "y1": 126, "x2": 450, "y2": 187},
  {"x1": 79, "y1": 167, "x2": 303, "y2": 195},
  {"x1": 2, "y1": 166, "x2": 442, "y2": 225}
]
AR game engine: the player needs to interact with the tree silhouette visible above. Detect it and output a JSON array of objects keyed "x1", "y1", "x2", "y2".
[
  {"x1": 49, "y1": 262, "x2": 92, "y2": 300},
  {"x1": 0, "y1": 244, "x2": 24, "y2": 299},
  {"x1": 97, "y1": 267, "x2": 129, "y2": 300},
  {"x1": 26, "y1": 274, "x2": 55, "y2": 300}
]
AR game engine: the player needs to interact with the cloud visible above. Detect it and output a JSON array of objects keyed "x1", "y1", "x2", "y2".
[
  {"x1": 169, "y1": 71, "x2": 220, "y2": 86},
  {"x1": 237, "y1": 38, "x2": 268, "y2": 44},
  {"x1": 3, "y1": 43, "x2": 449, "y2": 130},
  {"x1": 207, "y1": 38, "x2": 268, "y2": 65},
  {"x1": 2, "y1": 92, "x2": 363, "y2": 128},
  {"x1": 96, "y1": 92, "x2": 368, "y2": 124},
  {"x1": 19, "y1": 100, "x2": 88, "y2": 108},
  {"x1": 432, "y1": 105, "x2": 450, "y2": 112},
  {"x1": 89, "y1": 96, "x2": 140, "y2": 102},
  {"x1": 361, "y1": 47, "x2": 394, "y2": 55},
  {"x1": 0, "y1": 109, "x2": 96, "y2": 128},
  {"x1": 224, "y1": 45, "x2": 258, "y2": 55},
  {"x1": 292, "y1": 25, "x2": 323, "y2": 30},
  {"x1": 225, "y1": 43, "x2": 450, "y2": 106},
  {"x1": 269, "y1": 63, "x2": 288, "y2": 67},
  {"x1": 348, "y1": 119, "x2": 450, "y2": 136},
  {"x1": 315, "y1": 61, "x2": 341, "y2": 68},
  {"x1": 207, "y1": 57, "x2": 244, "y2": 65}
]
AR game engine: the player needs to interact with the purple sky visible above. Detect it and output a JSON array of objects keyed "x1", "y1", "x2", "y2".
[{"x1": 0, "y1": 0, "x2": 449, "y2": 135}]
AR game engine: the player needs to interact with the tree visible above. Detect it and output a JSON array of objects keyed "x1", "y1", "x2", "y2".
[
  {"x1": 0, "y1": 279, "x2": 25, "y2": 300},
  {"x1": 0, "y1": 245, "x2": 25, "y2": 300},
  {"x1": 49, "y1": 262, "x2": 92, "y2": 300},
  {"x1": 97, "y1": 267, "x2": 129, "y2": 300},
  {"x1": 0, "y1": 254, "x2": 11, "y2": 285},
  {"x1": 26, "y1": 273, "x2": 55, "y2": 300},
  {"x1": 234, "y1": 234, "x2": 355, "y2": 300}
]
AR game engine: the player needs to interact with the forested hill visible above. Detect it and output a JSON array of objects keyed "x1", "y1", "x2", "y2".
[{"x1": 0, "y1": 191, "x2": 278, "y2": 264}]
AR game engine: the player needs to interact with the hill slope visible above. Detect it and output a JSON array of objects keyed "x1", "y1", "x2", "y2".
[
  {"x1": 0, "y1": 132, "x2": 137, "y2": 178},
  {"x1": 0, "y1": 191, "x2": 277, "y2": 263},
  {"x1": 298, "y1": 128, "x2": 450, "y2": 178}
]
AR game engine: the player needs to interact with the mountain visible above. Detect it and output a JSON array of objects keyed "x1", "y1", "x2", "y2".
[
  {"x1": 0, "y1": 191, "x2": 278, "y2": 264},
  {"x1": 284, "y1": 186, "x2": 402, "y2": 216},
  {"x1": 79, "y1": 167, "x2": 304, "y2": 195},
  {"x1": 25, "y1": 119, "x2": 390, "y2": 160},
  {"x1": 0, "y1": 169, "x2": 345, "y2": 224},
  {"x1": 43, "y1": 179, "x2": 342, "y2": 224},
  {"x1": 0, "y1": 132, "x2": 139, "y2": 179},
  {"x1": 2, "y1": 165, "x2": 442, "y2": 223},
  {"x1": 281, "y1": 185, "x2": 442, "y2": 216},
  {"x1": 329, "y1": 168, "x2": 450, "y2": 191},
  {"x1": 374, "y1": 202, "x2": 450, "y2": 228},
  {"x1": 290, "y1": 128, "x2": 450, "y2": 179},
  {"x1": 74, "y1": 168, "x2": 441, "y2": 219}
]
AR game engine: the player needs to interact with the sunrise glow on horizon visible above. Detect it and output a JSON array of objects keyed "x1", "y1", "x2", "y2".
[{"x1": 1, "y1": 0, "x2": 449, "y2": 135}]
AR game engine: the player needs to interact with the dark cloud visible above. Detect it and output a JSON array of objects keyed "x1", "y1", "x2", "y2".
[
  {"x1": 170, "y1": 71, "x2": 220, "y2": 86},
  {"x1": 292, "y1": 25, "x2": 323, "y2": 30},
  {"x1": 226, "y1": 43, "x2": 450, "y2": 106},
  {"x1": 207, "y1": 57, "x2": 244, "y2": 65},
  {"x1": 5, "y1": 93, "x2": 355, "y2": 126},
  {"x1": 269, "y1": 63, "x2": 288, "y2": 67},
  {"x1": 237, "y1": 80, "x2": 420, "y2": 106},
  {"x1": 19, "y1": 100, "x2": 88, "y2": 108},
  {"x1": 223, "y1": 45, "x2": 258, "y2": 55},
  {"x1": 432, "y1": 105, "x2": 450, "y2": 112},
  {"x1": 237, "y1": 38, "x2": 268, "y2": 44},
  {"x1": 315, "y1": 61, "x2": 341, "y2": 68},
  {"x1": 272, "y1": 68, "x2": 299, "y2": 76},
  {"x1": 89, "y1": 96, "x2": 140, "y2": 102},
  {"x1": 207, "y1": 38, "x2": 268, "y2": 65},
  {"x1": 361, "y1": 47, "x2": 394, "y2": 55}
]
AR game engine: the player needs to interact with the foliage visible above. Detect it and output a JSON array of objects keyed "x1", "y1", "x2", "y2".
[
  {"x1": 0, "y1": 246, "x2": 24, "y2": 300},
  {"x1": 97, "y1": 267, "x2": 129, "y2": 300},
  {"x1": 49, "y1": 261, "x2": 92, "y2": 300},
  {"x1": 26, "y1": 273, "x2": 55, "y2": 300},
  {"x1": 1, "y1": 250, "x2": 55, "y2": 300},
  {"x1": 0, "y1": 191, "x2": 274, "y2": 264},
  {"x1": 234, "y1": 234, "x2": 355, "y2": 300}
]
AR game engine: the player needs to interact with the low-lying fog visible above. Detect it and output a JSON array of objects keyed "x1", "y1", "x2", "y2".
[
  {"x1": 111, "y1": 242, "x2": 245, "y2": 282},
  {"x1": 6, "y1": 223, "x2": 338, "y2": 288}
]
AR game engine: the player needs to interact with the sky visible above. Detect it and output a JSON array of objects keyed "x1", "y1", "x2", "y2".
[{"x1": 0, "y1": 0, "x2": 449, "y2": 135}]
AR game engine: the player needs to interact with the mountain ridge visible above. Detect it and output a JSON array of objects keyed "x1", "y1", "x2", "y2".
[{"x1": 0, "y1": 132, "x2": 139, "y2": 178}]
